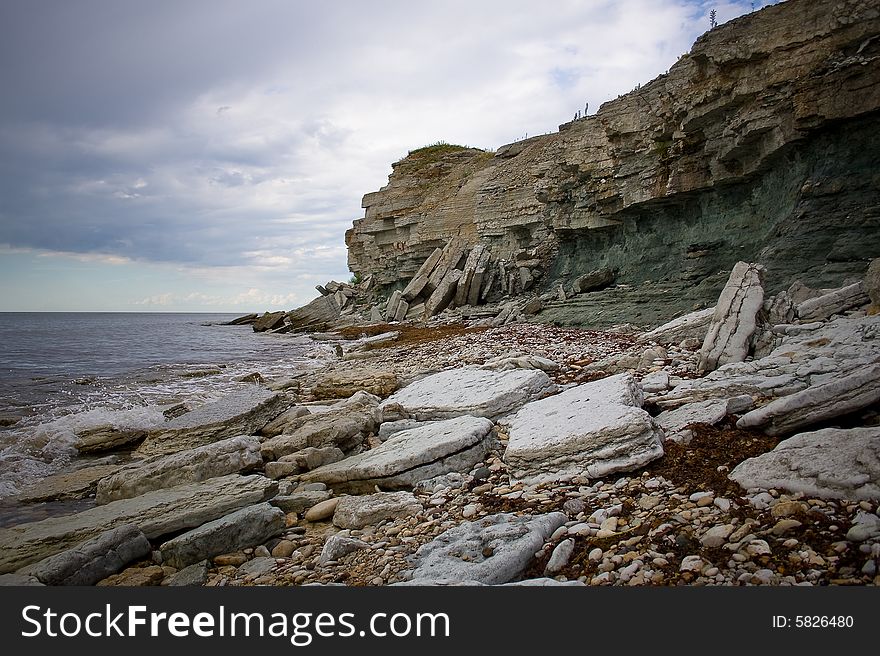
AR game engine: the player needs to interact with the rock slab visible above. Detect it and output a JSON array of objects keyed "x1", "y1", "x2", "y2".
[
  {"x1": 96, "y1": 435, "x2": 262, "y2": 503},
  {"x1": 159, "y1": 502, "x2": 286, "y2": 570},
  {"x1": 729, "y1": 427, "x2": 880, "y2": 500},
  {"x1": 408, "y1": 512, "x2": 566, "y2": 584},
  {"x1": 0, "y1": 474, "x2": 277, "y2": 574},
  {"x1": 381, "y1": 367, "x2": 556, "y2": 421},
  {"x1": 503, "y1": 373, "x2": 664, "y2": 480},
  {"x1": 333, "y1": 491, "x2": 423, "y2": 529},
  {"x1": 136, "y1": 388, "x2": 288, "y2": 456}
]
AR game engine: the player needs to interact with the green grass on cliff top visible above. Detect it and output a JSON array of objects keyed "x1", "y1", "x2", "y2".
[{"x1": 406, "y1": 141, "x2": 488, "y2": 159}]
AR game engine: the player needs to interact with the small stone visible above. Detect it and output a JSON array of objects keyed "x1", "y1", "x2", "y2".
[
  {"x1": 696, "y1": 495, "x2": 715, "y2": 508},
  {"x1": 713, "y1": 498, "x2": 731, "y2": 512},
  {"x1": 588, "y1": 548, "x2": 604, "y2": 562},
  {"x1": 600, "y1": 517, "x2": 618, "y2": 532},
  {"x1": 770, "y1": 519, "x2": 802, "y2": 536},
  {"x1": 271, "y1": 540, "x2": 297, "y2": 558},
  {"x1": 862, "y1": 561, "x2": 877, "y2": 576},
  {"x1": 254, "y1": 545, "x2": 271, "y2": 558},
  {"x1": 680, "y1": 555, "x2": 705, "y2": 572},
  {"x1": 304, "y1": 498, "x2": 339, "y2": 522},
  {"x1": 771, "y1": 500, "x2": 805, "y2": 518},
  {"x1": 544, "y1": 539, "x2": 575, "y2": 575},
  {"x1": 213, "y1": 553, "x2": 248, "y2": 567},
  {"x1": 462, "y1": 504, "x2": 478, "y2": 519},
  {"x1": 746, "y1": 540, "x2": 772, "y2": 557},
  {"x1": 700, "y1": 524, "x2": 736, "y2": 548}
]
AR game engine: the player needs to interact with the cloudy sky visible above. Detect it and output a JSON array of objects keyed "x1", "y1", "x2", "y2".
[{"x1": 0, "y1": 0, "x2": 778, "y2": 312}]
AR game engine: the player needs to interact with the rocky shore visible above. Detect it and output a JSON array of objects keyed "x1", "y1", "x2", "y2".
[{"x1": 1, "y1": 259, "x2": 878, "y2": 588}]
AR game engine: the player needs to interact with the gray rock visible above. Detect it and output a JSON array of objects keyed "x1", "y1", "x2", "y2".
[
  {"x1": 252, "y1": 311, "x2": 286, "y2": 332},
  {"x1": 333, "y1": 492, "x2": 423, "y2": 529},
  {"x1": 0, "y1": 573, "x2": 44, "y2": 586},
  {"x1": 74, "y1": 425, "x2": 147, "y2": 454},
  {"x1": 503, "y1": 373, "x2": 664, "y2": 481},
  {"x1": 656, "y1": 397, "x2": 750, "y2": 437},
  {"x1": 164, "y1": 560, "x2": 209, "y2": 586},
  {"x1": 736, "y1": 364, "x2": 880, "y2": 435},
  {"x1": 380, "y1": 366, "x2": 555, "y2": 421},
  {"x1": 698, "y1": 261, "x2": 765, "y2": 373},
  {"x1": 572, "y1": 267, "x2": 614, "y2": 294},
  {"x1": 319, "y1": 535, "x2": 370, "y2": 565},
  {"x1": 796, "y1": 282, "x2": 869, "y2": 321},
  {"x1": 237, "y1": 557, "x2": 277, "y2": 578},
  {"x1": 16, "y1": 464, "x2": 122, "y2": 503},
  {"x1": 480, "y1": 354, "x2": 559, "y2": 372},
  {"x1": 401, "y1": 248, "x2": 443, "y2": 301},
  {"x1": 377, "y1": 419, "x2": 429, "y2": 440},
  {"x1": 408, "y1": 512, "x2": 566, "y2": 584},
  {"x1": 0, "y1": 474, "x2": 277, "y2": 574},
  {"x1": 259, "y1": 406, "x2": 312, "y2": 438},
  {"x1": 267, "y1": 446, "x2": 344, "y2": 478},
  {"x1": 96, "y1": 435, "x2": 262, "y2": 504},
  {"x1": 287, "y1": 294, "x2": 342, "y2": 332},
  {"x1": 300, "y1": 416, "x2": 494, "y2": 493},
  {"x1": 455, "y1": 245, "x2": 487, "y2": 307},
  {"x1": 136, "y1": 388, "x2": 289, "y2": 456},
  {"x1": 544, "y1": 538, "x2": 575, "y2": 575},
  {"x1": 865, "y1": 259, "x2": 880, "y2": 306},
  {"x1": 159, "y1": 502, "x2": 286, "y2": 570},
  {"x1": 23, "y1": 524, "x2": 151, "y2": 586},
  {"x1": 424, "y1": 268, "x2": 462, "y2": 318},
  {"x1": 370, "y1": 306, "x2": 383, "y2": 323},
  {"x1": 639, "y1": 307, "x2": 715, "y2": 346},
  {"x1": 260, "y1": 402, "x2": 378, "y2": 460},
  {"x1": 270, "y1": 491, "x2": 332, "y2": 515},
  {"x1": 385, "y1": 290, "x2": 403, "y2": 322},
  {"x1": 729, "y1": 427, "x2": 880, "y2": 500}
]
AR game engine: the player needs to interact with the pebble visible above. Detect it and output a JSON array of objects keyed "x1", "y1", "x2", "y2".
[
  {"x1": 713, "y1": 498, "x2": 731, "y2": 512},
  {"x1": 770, "y1": 519, "x2": 802, "y2": 536},
  {"x1": 304, "y1": 498, "x2": 339, "y2": 522},
  {"x1": 700, "y1": 524, "x2": 735, "y2": 548},
  {"x1": 271, "y1": 540, "x2": 297, "y2": 558},
  {"x1": 771, "y1": 500, "x2": 804, "y2": 518},
  {"x1": 746, "y1": 540, "x2": 772, "y2": 557},
  {"x1": 588, "y1": 548, "x2": 604, "y2": 562},
  {"x1": 462, "y1": 504, "x2": 478, "y2": 519},
  {"x1": 680, "y1": 555, "x2": 705, "y2": 572},
  {"x1": 545, "y1": 539, "x2": 576, "y2": 575}
]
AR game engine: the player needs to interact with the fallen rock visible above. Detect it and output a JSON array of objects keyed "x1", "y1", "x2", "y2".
[
  {"x1": 796, "y1": 281, "x2": 869, "y2": 321},
  {"x1": 159, "y1": 502, "x2": 285, "y2": 570},
  {"x1": 260, "y1": 402, "x2": 378, "y2": 460},
  {"x1": 23, "y1": 524, "x2": 151, "y2": 586},
  {"x1": 311, "y1": 368, "x2": 398, "y2": 400},
  {"x1": 407, "y1": 512, "x2": 566, "y2": 584},
  {"x1": 96, "y1": 435, "x2": 262, "y2": 504},
  {"x1": 74, "y1": 425, "x2": 147, "y2": 454},
  {"x1": 333, "y1": 491, "x2": 423, "y2": 529},
  {"x1": 424, "y1": 268, "x2": 462, "y2": 318},
  {"x1": 639, "y1": 307, "x2": 715, "y2": 346},
  {"x1": 698, "y1": 261, "x2": 765, "y2": 373},
  {"x1": 401, "y1": 247, "x2": 443, "y2": 301},
  {"x1": 503, "y1": 373, "x2": 664, "y2": 481},
  {"x1": 252, "y1": 311, "x2": 286, "y2": 332},
  {"x1": 380, "y1": 367, "x2": 555, "y2": 421},
  {"x1": 136, "y1": 388, "x2": 289, "y2": 456},
  {"x1": 736, "y1": 364, "x2": 880, "y2": 435},
  {"x1": 572, "y1": 267, "x2": 614, "y2": 294},
  {"x1": 319, "y1": 535, "x2": 370, "y2": 565},
  {"x1": 655, "y1": 396, "x2": 753, "y2": 438},
  {"x1": 270, "y1": 490, "x2": 332, "y2": 515},
  {"x1": 0, "y1": 474, "x2": 277, "y2": 574},
  {"x1": 265, "y1": 446, "x2": 344, "y2": 479},
  {"x1": 287, "y1": 295, "x2": 341, "y2": 332},
  {"x1": 16, "y1": 464, "x2": 121, "y2": 503},
  {"x1": 300, "y1": 416, "x2": 495, "y2": 493},
  {"x1": 729, "y1": 427, "x2": 880, "y2": 500}
]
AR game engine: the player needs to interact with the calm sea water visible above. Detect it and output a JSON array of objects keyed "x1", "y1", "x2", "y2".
[{"x1": 0, "y1": 312, "x2": 331, "y2": 498}]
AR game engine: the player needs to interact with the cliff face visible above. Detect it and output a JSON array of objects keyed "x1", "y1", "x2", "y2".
[{"x1": 346, "y1": 0, "x2": 880, "y2": 326}]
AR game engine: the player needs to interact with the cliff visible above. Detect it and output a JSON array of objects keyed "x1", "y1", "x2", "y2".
[{"x1": 346, "y1": 0, "x2": 880, "y2": 327}]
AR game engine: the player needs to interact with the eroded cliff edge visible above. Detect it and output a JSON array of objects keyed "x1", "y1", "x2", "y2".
[{"x1": 346, "y1": 0, "x2": 880, "y2": 328}]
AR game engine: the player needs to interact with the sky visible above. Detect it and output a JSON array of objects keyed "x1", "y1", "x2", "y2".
[{"x1": 0, "y1": 0, "x2": 780, "y2": 312}]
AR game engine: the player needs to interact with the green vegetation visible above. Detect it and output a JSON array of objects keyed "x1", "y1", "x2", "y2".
[
  {"x1": 348, "y1": 272, "x2": 362, "y2": 285},
  {"x1": 407, "y1": 141, "x2": 475, "y2": 158}
]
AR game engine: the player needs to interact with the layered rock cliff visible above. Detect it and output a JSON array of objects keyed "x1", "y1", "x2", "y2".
[{"x1": 346, "y1": 0, "x2": 880, "y2": 327}]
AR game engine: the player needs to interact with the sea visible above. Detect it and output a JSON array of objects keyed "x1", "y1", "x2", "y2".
[{"x1": 0, "y1": 312, "x2": 333, "y2": 501}]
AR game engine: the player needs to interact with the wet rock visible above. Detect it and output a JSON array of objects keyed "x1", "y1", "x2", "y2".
[
  {"x1": 23, "y1": 524, "x2": 151, "y2": 586},
  {"x1": 729, "y1": 427, "x2": 880, "y2": 500},
  {"x1": 380, "y1": 367, "x2": 555, "y2": 421},
  {"x1": 136, "y1": 388, "x2": 289, "y2": 456},
  {"x1": 74, "y1": 425, "x2": 148, "y2": 454},
  {"x1": 311, "y1": 368, "x2": 398, "y2": 400},
  {"x1": 96, "y1": 435, "x2": 262, "y2": 503},
  {"x1": 16, "y1": 464, "x2": 122, "y2": 503},
  {"x1": 252, "y1": 311, "x2": 286, "y2": 332},
  {"x1": 159, "y1": 502, "x2": 286, "y2": 570},
  {"x1": 503, "y1": 373, "x2": 663, "y2": 480},
  {"x1": 407, "y1": 512, "x2": 566, "y2": 584},
  {"x1": 0, "y1": 474, "x2": 277, "y2": 574}
]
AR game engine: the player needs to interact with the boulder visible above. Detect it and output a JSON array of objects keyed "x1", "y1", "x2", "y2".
[
  {"x1": 503, "y1": 373, "x2": 664, "y2": 481},
  {"x1": 401, "y1": 248, "x2": 443, "y2": 301},
  {"x1": 311, "y1": 368, "x2": 398, "y2": 400},
  {"x1": 385, "y1": 290, "x2": 403, "y2": 321},
  {"x1": 260, "y1": 402, "x2": 378, "y2": 460},
  {"x1": 135, "y1": 388, "x2": 289, "y2": 456},
  {"x1": 467, "y1": 248, "x2": 492, "y2": 306},
  {"x1": 287, "y1": 294, "x2": 341, "y2": 332},
  {"x1": 424, "y1": 268, "x2": 462, "y2": 317},
  {"x1": 407, "y1": 512, "x2": 566, "y2": 584},
  {"x1": 333, "y1": 491, "x2": 423, "y2": 529},
  {"x1": 16, "y1": 464, "x2": 121, "y2": 503},
  {"x1": 698, "y1": 262, "x2": 765, "y2": 373},
  {"x1": 424, "y1": 238, "x2": 467, "y2": 297},
  {"x1": 164, "y1": 561, "x2": 209, "y2": 587},
  {"x1": 639, "y1": 307, "x2": 715, "y2": 345},
  {"x1": 380, "y1": 367, "x2": 556, "y2": 421},
  {"x1": 96, "y1": 435, "x2": 262, "y2": 504},
  {"x1": 270, "y1": 490, "x2": 332, "y2": 515},
  {"x1": 572, "y1": 267, "x2": 615, "y2": 294},
  {"x1": 252, "y1": 311, "x2": 286, "y2": 332},
  {"x1": 74, "y1": 425, "x2": 147, "y2": 454},
  {"x1": 729, "y1": 427, "x2": 880, "y2": 500},
  {"x1": 736, "y1": 364, "x2": 880, "y2": 436},
  {"x1": 23, "y1": 524, "x2": 150, "y2": 586},
  {"x1": 319, "y1": 535, "x2": 370, "y2": 565},
  {"x1": 796, "y1": 281, "x2": 869, "y2": 321},
  {"x1": 265, "y1": 446, "x2": 344, "y2": 479},
  {"x1": 299, "y1": 416, "x2": 495, "y2": 493},
  {"x1": 455, "y1": 245, "x2": 487, "y2": 307},
  {"x1": 655, "y1": 396, "x2": 753, "y2": 438},
  {"x1": 0, "y1": 474, "x2": 277, "y2": 574},
  {"x1": 159, "y1": 502, "x2": 286, "y2": 570}
]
